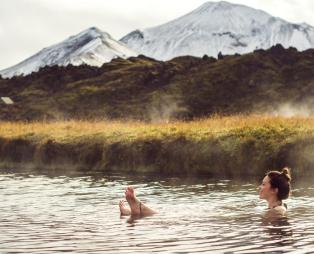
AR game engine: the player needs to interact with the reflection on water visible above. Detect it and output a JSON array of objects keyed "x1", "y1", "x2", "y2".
[{"x1": 1, "y1": 170, "x2": 314, "y2": 253}]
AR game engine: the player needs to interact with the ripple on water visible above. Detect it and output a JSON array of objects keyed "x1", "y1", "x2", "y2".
[{"x1": 1, "y1": 172, "x2": 314, "y2": 253}]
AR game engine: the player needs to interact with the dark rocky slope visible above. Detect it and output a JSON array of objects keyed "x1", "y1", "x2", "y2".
[{"x1": 1, "y1": 44, "x2": 314, "y2": 121}]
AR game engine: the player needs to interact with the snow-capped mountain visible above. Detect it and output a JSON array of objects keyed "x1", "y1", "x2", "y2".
[
  {"x1": 120, "y1": 1, "x2": 314, "y2": 60},
  {"x1": 0, "y1": 27, "x2": 138, "y2": 78}
]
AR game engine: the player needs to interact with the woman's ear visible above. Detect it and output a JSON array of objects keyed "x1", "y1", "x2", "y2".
[{"x1": 272, "y1": 187, "x2": 279, "y2": 195}]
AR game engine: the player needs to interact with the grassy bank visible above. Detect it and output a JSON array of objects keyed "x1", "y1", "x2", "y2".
[{"x1": 1, "y1": 115, "x2": 314, "y2": 178}]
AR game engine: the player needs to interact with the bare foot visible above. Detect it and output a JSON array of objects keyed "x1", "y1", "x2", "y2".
[
  {"x1": 119, "y1": 200, "x2": 131, "y2": 216},
  {"x1": 125, "y1": 186, "x2": 141, "y2": 215}
]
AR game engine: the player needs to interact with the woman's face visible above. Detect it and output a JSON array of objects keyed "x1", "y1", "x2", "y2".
[{"x1": 259, "y1": 175, "x2": 277, "y2": 200}]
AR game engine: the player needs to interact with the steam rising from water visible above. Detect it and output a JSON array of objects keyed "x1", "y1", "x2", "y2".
[
  {"x1": 149, "y1": 94, "x2": 187, "y2": 123},
  {"x1": 270, "y1": 103, "x2": 314, "y2": 117}
]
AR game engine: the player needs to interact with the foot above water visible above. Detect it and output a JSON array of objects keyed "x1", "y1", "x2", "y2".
[
  {"x1": 119, "y1": 200, "x2": 131, "y2": 216},
  {"x1": 125, "y1": 186, "x2": 141, "y2": 215},
  {"x1": 119, "y1": 186, "x2": 157, "y2": 217}
]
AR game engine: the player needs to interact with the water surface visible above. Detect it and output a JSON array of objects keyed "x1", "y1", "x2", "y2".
[{"x1": 1, "y1": 171, "x2": 314, "y2": 253}]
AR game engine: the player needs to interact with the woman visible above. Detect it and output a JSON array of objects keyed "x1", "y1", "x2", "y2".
[
  {"x1": 259, "y1": 167, "x2": 291, "y2": 216},
  {"x1": 120, "y1": 167, "x2": 291, "y2": 217},
  {"x1": 119, "y1": 186, "x2": 156, "y2": 216}
]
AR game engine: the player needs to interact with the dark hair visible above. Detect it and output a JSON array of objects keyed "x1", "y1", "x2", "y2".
[{"x1": 267, "y1": 167, "x2": 291, "y2": 200}]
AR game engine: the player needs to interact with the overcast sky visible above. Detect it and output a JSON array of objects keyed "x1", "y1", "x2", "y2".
[{"x1": 1, "y1": 0, "x2": 314, "y2": 70}]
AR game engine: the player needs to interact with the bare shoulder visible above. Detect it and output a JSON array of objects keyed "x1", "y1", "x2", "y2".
[
  {"x1": 264, "y1": 206, "x2": 286, "y2": 219},
  {"x1": 273, "y1": 205, "x2": 287, "y2": 214}
]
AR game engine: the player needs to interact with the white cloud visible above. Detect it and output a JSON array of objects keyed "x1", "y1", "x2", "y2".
[{"x1": 1, "y1": 0, "x2": 314, "y2": 70}]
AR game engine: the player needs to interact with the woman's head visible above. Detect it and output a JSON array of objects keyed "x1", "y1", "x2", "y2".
[{"x1": 259, "y1": 167, "x2": 291, "y2": 201}]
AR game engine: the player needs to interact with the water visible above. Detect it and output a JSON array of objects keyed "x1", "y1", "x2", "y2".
[{"x1": 1, "y1": 171, "x2": 314, "y2": 253}]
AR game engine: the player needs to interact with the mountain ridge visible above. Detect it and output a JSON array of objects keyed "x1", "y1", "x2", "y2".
[
  {"x1": 120, "y1": 1, "x2": 314, "y2": 60},
  {"x1": 2, "y1": 1, "x2": 314, "y2": 79},
  {"x1": 0, "y1": 27, "x2": 138, "y2": 78},
  {"x1": 1, "y1": 44, "x2": 314, "y2": 121}
]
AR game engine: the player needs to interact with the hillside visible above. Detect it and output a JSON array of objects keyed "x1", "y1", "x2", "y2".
[{"x1": 1, "y1": 44, "x2": 314, "y2": 121}]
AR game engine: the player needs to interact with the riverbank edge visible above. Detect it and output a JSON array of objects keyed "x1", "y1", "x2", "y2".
[{"x1": 1, "y1": 133, "x2": 313, "y2": 178}]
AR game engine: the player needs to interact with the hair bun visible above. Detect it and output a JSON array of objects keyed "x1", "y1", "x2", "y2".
[{"x1": 281, "y1": 167, "x2": 291, "y2": 181}]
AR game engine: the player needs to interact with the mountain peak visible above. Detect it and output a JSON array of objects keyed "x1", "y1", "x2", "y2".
[
  {"x1": 86, "y1": 26, "x2": 109, "y2": 36},
  {"x1": 191, "y1": 1, "x2": 243, "y2": 13},
  {"x1": 198, "y1": 1, "x2": 235, "y2": 10},
  {"x1": 188, "y1": 1, "x2": 270, "y2": 22},
  {"x1": 71, "y1": 26, "x2": 111, "y2": 41},
  {"x1": 0, "y1": 27, "x2": 137, "y2": 78},
  {"x1": 195, "y1": 1, "x2": 266, "y2": 13},
  {"x1": 87, "y1": 26, "x2": 102, "y2": 33},
  {"x1": 121, "y1": 1, "x2": 314, "y2": 61}
]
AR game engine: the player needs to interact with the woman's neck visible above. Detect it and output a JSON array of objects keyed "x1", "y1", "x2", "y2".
[{"x1": 267, "y1": 197, "x2": 282, "y2": 209}]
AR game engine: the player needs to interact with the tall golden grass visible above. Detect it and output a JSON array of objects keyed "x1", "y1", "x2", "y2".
[
  {"x1": 1, "y1": 115, "x2": 314, "y2": 142},
  {"x1": 1, "y1": 115, "x2": 314, "y2": 176}
]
